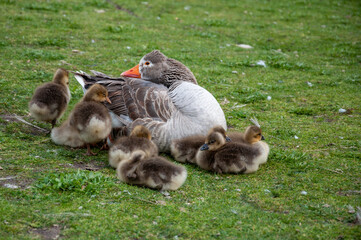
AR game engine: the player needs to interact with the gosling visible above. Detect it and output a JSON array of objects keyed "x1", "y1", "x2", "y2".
[
  {"x1": 109, "y1": 125, "x2": 158, "y2": 168},
  {"x1": 51, "y1": 84, "x2": 112, "y2": 155},
  {"x1": 29, "y1": 68, "x2": 70, "y2": 128},
  {"x1": 170, "y1": 126, "x2": 230, "y2": 164},
  {"x1": 196, "y1": 123, "x2": 269, "y2": 174},
  {"x1": 117, "y1": 150, "x2": 187, "y2": 191}
]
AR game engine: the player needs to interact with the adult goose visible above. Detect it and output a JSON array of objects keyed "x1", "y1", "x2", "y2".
[{"x1": 74, "y1": 50, "x2": 227, "y2": 152}]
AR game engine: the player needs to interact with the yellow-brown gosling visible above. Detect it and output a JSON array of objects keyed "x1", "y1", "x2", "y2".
[{"x1": 51, "y1": 84, "x2": 112, "y2": 155}]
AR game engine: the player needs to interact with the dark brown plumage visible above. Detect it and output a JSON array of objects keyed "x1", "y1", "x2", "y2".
[
  {"x1": 29, "y1": 68, "x2": 70, "y2": 128},
  {"x1": 109, "y1": 125, "x2": 158, "y2": 168},
  {"x1": 116, "y1": 150, "x2": 187, "y2": 191},
  {"x1": 170, "y1": 135, "x2": 205, "y2": 163}
]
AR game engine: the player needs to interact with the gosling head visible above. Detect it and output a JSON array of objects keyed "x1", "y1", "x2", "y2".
[
  {"x1": 52, "y1": 68, "x2": 69, "y2": 87},
  {"x1": 200, "y1": 127, "x2": 228, "y2": 151},
  {"x1": 209, "y1": 125, "x2": 231, "y2": 142},
  {"x1": 83, "y1": 84, "x2": 111, "y2": 103},
  {"x1": 244, "y1": 118, "x2": 265, "y2": 144},
  {"x1": 129, "y1": 125, "x2": 152, "y2": 140}
]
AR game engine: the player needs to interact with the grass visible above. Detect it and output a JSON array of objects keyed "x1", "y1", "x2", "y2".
[{"x1": 0, "y1": 0, "x2": 360, "y2": 239}]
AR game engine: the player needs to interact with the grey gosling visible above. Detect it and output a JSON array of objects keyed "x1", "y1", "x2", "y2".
[
  {"x1": 170, "y1": 126, "x2": 230, "y2": 164},
  {"x1": 116, "y1": 150, "x2": 187, "y2": 191},
  {"x1": 196, "y1": 120, "x2": 269, "y2": 174},
  {"x1": 51, "y1": 84, "x2": 112, "y2": 155},
  {"x1": 29, "y1": 68, "x2": 70, "y2": 128},
  {"x1": 109, "y1": 125, "x2": 158, "y2": 168}
]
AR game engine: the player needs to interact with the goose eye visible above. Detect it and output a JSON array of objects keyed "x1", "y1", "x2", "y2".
[
  {"x1": 209, "y1": 140, "x2": 215, "y2": 144},
  {"x1": 145, "y1": 61, "x2": 150, "y2": 66}
]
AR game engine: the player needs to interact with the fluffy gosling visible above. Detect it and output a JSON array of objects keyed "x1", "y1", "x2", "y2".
[
  {"x1": 196, "y1": 123, "x2": 269, "y2": 174},
  {"x1": 29, "y1": 68, "x2": 70, "y2": 128},
  {"x1": 117, "y1": 150, "x2": 187, "y2": 191},
  {"x1": 51, "y1": 84, "x2": 112, "y2": 155},
  {"x1": 109, "y1": 125, "x2": 158, "y2": 168}
]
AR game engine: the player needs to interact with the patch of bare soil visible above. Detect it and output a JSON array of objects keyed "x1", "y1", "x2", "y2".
[
  {"x1": 60, "y1": 160, "x2": 106, "y2": 171},
  {"x1": 30, "y1": 225, "x2": 61, "y2": 240},
  {"x1": 0, "y1": 176, "x2": 33, "y2": 189}
]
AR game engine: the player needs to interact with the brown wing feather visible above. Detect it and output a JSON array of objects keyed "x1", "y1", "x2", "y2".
[{"x1": 74, "y1": 71, "x2": 176, "y2": 122}]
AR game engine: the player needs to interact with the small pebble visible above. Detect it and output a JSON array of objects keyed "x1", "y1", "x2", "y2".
[
  {"x1": 4, "y1": 184, "x2": 19, "y2": 189},
  {"x1": 232, "y1": 71, "x2": 238, "y2": 74},
  {"x1": 236, "y1": 44, "x2": 253, "y2": 49},
  {"x1": 338, "y1": 108, "x2": 347, "y2": 113},
  {"x1": 294, "y1": 135, "x2": 299, "y2": 139},
  {"x1": 307, "y1": 82, "x2": 313, "y2": 87},
  {"x1": 348, "y1": 205, "x2": 355, "y2": 214},
  {"x1": 256, "y1": 60, "x2": 267, "y2": 67},
  {"x1": 267, "y1": 96, "x2": 272, "y2": 101},
  {"x1": 301, "y1": 191, "x2": 307, "y2": 195}
]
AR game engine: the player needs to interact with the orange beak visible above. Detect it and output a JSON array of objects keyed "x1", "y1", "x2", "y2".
[
  {"x1": 121, "y1": 64, "x2": 141, "y2": 78},
  {"x1": 106, "y1": 96, "x2": 112, "y2": 104}
]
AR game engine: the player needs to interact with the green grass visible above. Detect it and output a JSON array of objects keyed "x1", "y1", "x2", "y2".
[{"x1": 0, "y1": 0, "x2": 360, "y2": 239}]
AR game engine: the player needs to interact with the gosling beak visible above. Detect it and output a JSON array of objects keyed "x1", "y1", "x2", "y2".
[
  {"x1": 106, "y1": 96, "x2": 112, "y2": 104},
  {"x1": 200, "y1": 144, "x2": 209, "y2": 151},
  {"x1": 261, "y1": 135, "x2": 265, "y2": 140},
  {"x1": 121, "y1": 64, "x2": 141, "y2": 78},
  {"x1": 226, "y1": 136, "x2": 231, "y2": 142}
]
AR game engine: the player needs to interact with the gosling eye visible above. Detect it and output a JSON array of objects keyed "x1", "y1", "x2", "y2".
[{"x1": 208, "y1": 140, "x2": 215, "y2": 144}]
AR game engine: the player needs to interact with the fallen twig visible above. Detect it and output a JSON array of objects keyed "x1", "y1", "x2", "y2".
[
  {"x1": 12, "y1": 114, "x2": 50, "y2": 133},
  {"x1": 0, "y1": 176, "x2": 17, "y2": 181}
]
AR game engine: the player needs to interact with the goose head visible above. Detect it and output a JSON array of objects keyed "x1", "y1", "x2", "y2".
[
  {"x1": 121, "y1": 50, "x2": 197, "y2": 87},
  {"x1": 83, "y1": 84, "x2": 112, "y2": 103},
  {"x1": 129, "y1": 125, "x2": 152, "y2": 140},
  {"x1": 244, "y1": 125, "x2": 265, "y2": 144},
  {"x1": 200, "y1": 126, "x2": 229, "y2": 151},
  {"x1": 52, "y1": 68, "x2": 69, "y2": 87}
]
